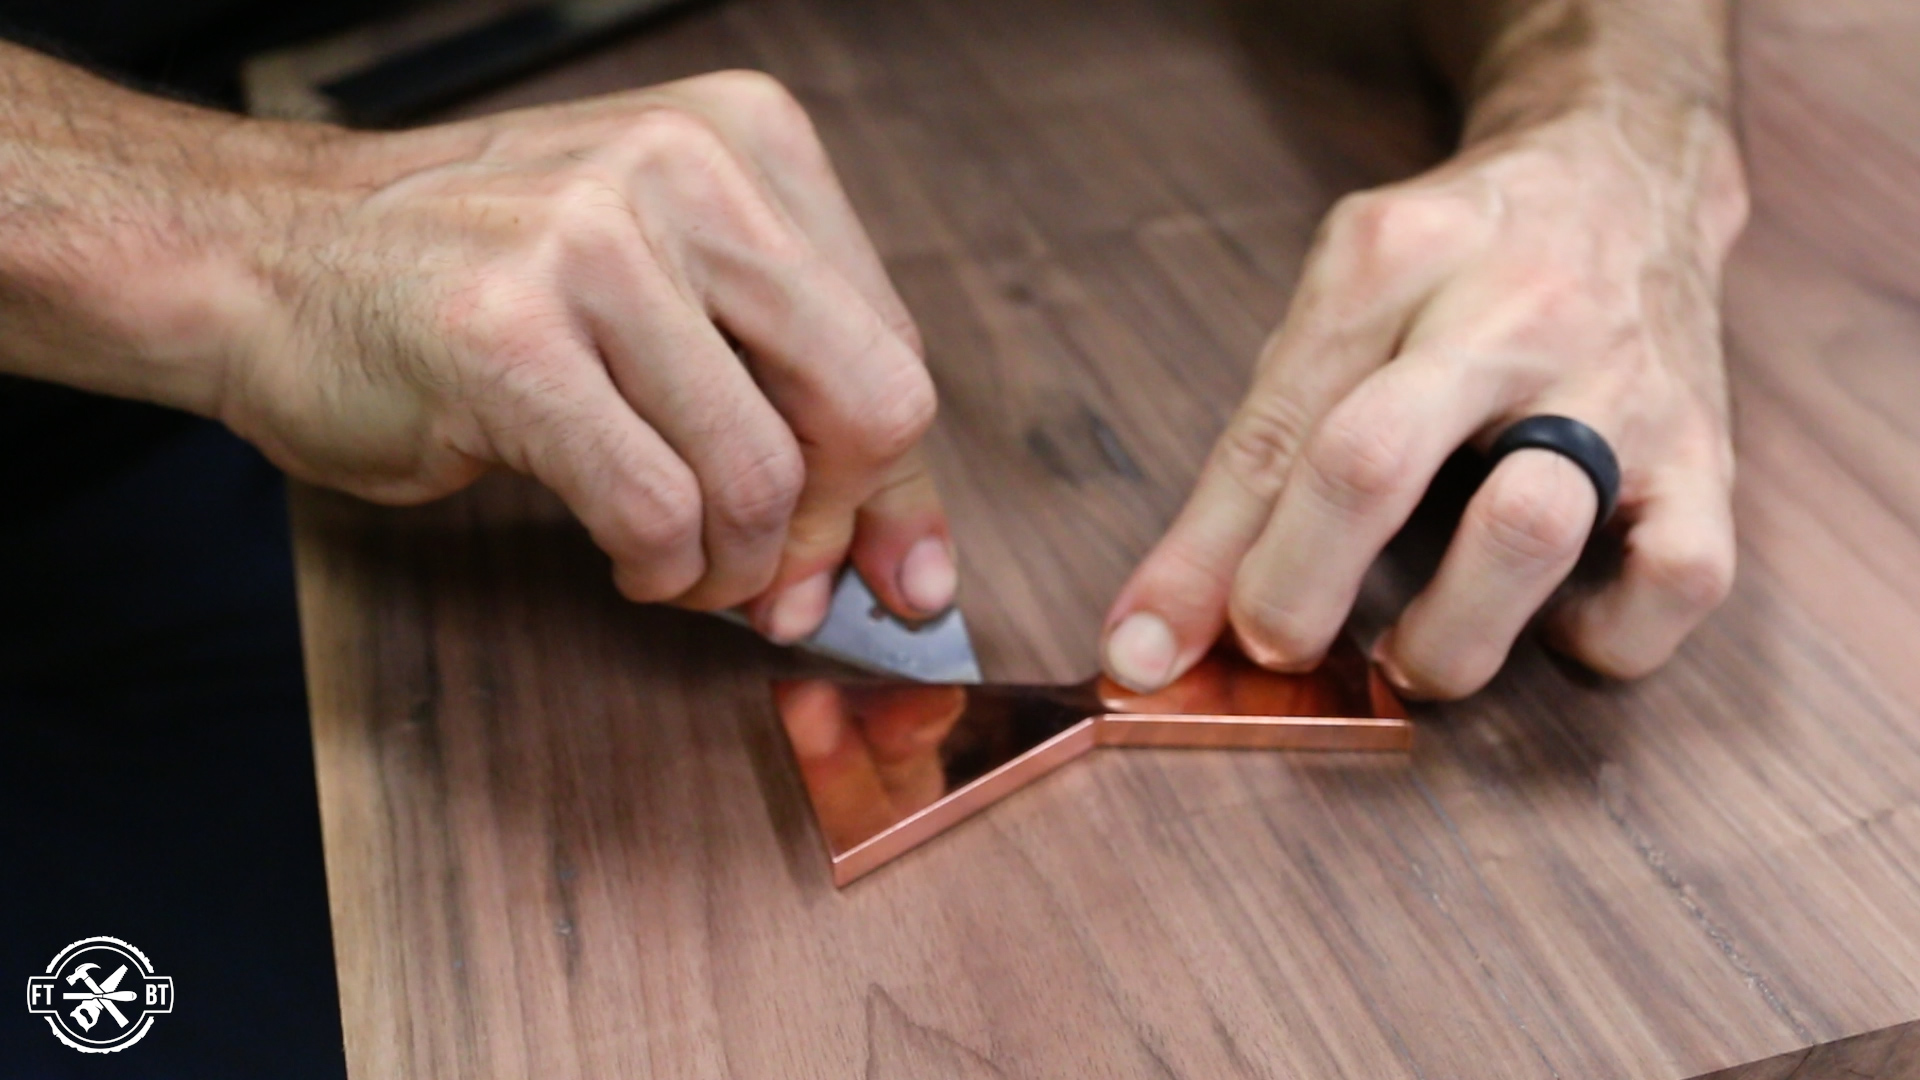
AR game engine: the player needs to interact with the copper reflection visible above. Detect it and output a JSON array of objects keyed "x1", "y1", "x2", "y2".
[{"x1": 774, "y1": 638, "x2": 1412, "y2": 886}]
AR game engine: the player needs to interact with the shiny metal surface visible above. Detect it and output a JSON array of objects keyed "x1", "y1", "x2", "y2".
[
  {"x1": 802, "y1": 570, "x2": 982, "y2": 683},
  {"x1": 774, "y1": 638, "x2": 1411, "y2": 885},
  {"x1": 716, "y1": 570, "x2": 983, "y2": 683}
]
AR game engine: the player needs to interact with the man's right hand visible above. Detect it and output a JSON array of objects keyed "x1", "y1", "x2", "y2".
[
  {"x1": 0, "y1": 52, "x2": 952, "y2": 641},
  {"x1": 224, "y1": 71, "x2": 954, "y2": 640}
]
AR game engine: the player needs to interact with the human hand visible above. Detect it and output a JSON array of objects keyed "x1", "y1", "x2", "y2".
[
  {"x1": 1102, "y1": 109, "x2": 1748, "y2": 699},
  {"x1": 220, "y1": 71, "x2": 953, "y2": 639}
]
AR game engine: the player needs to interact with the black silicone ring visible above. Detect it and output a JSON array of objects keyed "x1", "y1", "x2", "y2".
[{"x1": 1487, "y1": 415, "x2": 1622, "y2": 531}]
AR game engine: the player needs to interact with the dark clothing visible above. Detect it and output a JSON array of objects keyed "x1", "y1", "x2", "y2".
[
  {"x1": 0, "y1": 418, "x2": 344, "y2": 1080},
  {"x1": 0, "y1": 7, "x2": 394, "y2": 1077},
  {"x1": 0, "y1": 0, "x2": 396, "y2": 105}
]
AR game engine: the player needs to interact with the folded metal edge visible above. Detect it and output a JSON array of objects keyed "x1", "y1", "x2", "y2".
[
  {"x1": 1094, "y1": 713, "x2": 1414, "y2": 752},
  {"x1": 828, "y1": 718, "x2": 1097, "y2": 886}
]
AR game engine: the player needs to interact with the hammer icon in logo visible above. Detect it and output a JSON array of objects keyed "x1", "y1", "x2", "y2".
[{"x1": 61, "y1": 963, "x2": 134, "y2": 1032}]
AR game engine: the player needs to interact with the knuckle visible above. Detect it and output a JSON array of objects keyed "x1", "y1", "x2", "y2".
[
  {"x1": 1641, "y1": 537, "x2": 1736, "y2": 614},
  {"x1": 1322, "y1": 191, "x2": 1387, "y2": 246},
  {"x1": 624, "y1": 470, "x2": 705, "y2": 558},
  {"x1": 1303, "y1": 411, "x2": 1413, "y2": 512},
  {"x1": 446, "y1": 287, "x2": 578, "y2": 403},
  {"x1": 1144, "y1": 537, "x2": 1235, "y2": 613},
  {"x1": 852, "y1": 363, "x2": 938, "y2": 461},
  {"x1": 699, "y1": 70, "x2": 815, "y2": 143},
  {"x1": 884, "y1": 309, "x2": 927, "y2": 358},
  {"x1": 447, "y1": 268, "x2": 553, "y2": 343},
  {"x1": 704, "y1": 69, "x2": 833, "y2": 175},
  {"x1": 710, "y1": 443, "x2": 805, "y2": 538},
  {"x1": 614, "y1": 559, "x2": 699, "y2": 605},
  {"x1": 601, "y1": 466, "x2": 705, "y2": 603},
  {"x1": 621, "y1": 108, "x2": 795, "y2": 258},
  {"x1": 1477, "y1": 468, "x2": 1594, "y2": 566},
  {"x1": 1215, "y1": 395, "x2": 1316, "y2": 500},
  {"x1": 1322, "y1": 188, "x2": 1476, "y2": 272},
  {"x1": 622, "y1": 103, "x2": 731, "y2": 162}
]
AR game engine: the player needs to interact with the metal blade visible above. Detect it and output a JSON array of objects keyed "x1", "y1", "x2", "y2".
[
  {"x1": 804, "y1": 570, "x2": 982, "y2": 683},
  {"x1": 718, "y1": 570, "x2": 982, "y2": 683}
]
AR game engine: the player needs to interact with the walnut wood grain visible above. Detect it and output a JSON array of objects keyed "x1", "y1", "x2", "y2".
[
  {"x1": 1690, "y1": 1020, "x2": 1920, "y2": 1080},
  {"x1": 292, "y1": 0, "x2": 1920, "y2": 1076}
]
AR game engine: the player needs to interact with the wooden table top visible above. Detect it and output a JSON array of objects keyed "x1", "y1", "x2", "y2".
[{"x1": 290, "y1": 0, "x2": 1920, "y2": 1076}]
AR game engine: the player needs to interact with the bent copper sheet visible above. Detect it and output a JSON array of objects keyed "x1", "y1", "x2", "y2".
[{"x1": 773, "y1": 638, "x2": 1411, "y2": 885}]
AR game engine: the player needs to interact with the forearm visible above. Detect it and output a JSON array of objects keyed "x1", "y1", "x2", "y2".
[
  {"x1": 0, "y1": 42, "x2": 326, "y2": 415},
  {"x1": 1418, "y1": 0, "x2": 1732, "y2": 126}
]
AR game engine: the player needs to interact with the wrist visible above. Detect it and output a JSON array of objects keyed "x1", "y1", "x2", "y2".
[
  {"x1": 0, "y1": 95, "x2": 325, "y2": 417},
  {"x1": 0, "y1": 39, "x2": 389, "y2": 424},
  {"x1": 103, "y1": 116, "x2": 362, "y2": 421},
  {"x1": 1461, "y1": 96, "x2": 1748, "y2": 266},
  {"x1": 1448, "y1": 5, "x2": 1746, "y2": 259}
]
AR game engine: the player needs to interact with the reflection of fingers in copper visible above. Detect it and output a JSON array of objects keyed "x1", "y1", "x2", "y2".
[
  {"x1": 773, "y1": 680, "x2": 905, "y2": 854},
  {"x1": 840, "y1": 684, "x2": 967, "y2": 816},
  {"x1": 844, "y1": 684, "x2": 968, "y2": 763},
  {"x1": 828, "y1": 718, "x2": 1098, "y2": 887},
  {"x1": 772, "y1": 680, "x2": 853, "y2": 760}
]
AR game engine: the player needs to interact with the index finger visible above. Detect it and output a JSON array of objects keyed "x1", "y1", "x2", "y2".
[
  {"x1": 659, "y1": 72, "x2": 952, "y2": 624},
  {"x1": 711, "y1": 253, "x2": 944, "y2": 638},
  {"x1": 1226, "y1": 347, "x2": 1528, "y2": 673},
  {"x1": 1100, "y1": 192, "x2": 1472, "y2": 691}
]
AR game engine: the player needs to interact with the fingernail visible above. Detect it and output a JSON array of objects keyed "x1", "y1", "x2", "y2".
[
  {"x1": 1370, "y1": 631, "x2": 1416, "y2": 694},
  {"x1": 898, "y1": 536, "x2": 958, "y2": 615},
  {"x1": 1104, "y1": 612, "x2": 1178, "y2": 692},
  {"x1": 1232, "y1": 623, "x2": 1316, "y2": 673},
  {"x1": 762, "y1": 571, "x2": 833, "y2": 645}
]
